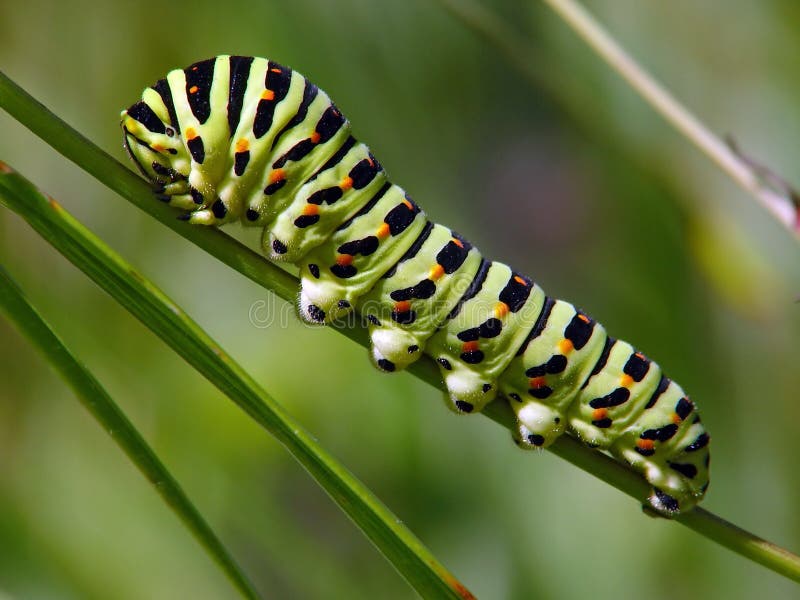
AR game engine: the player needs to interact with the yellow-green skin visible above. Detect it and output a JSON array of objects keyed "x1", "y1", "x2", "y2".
[{"x1": 121, "y1": 55, "x2": 710, "y2": 515}]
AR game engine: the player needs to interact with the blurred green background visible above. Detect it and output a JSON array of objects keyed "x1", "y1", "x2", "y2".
[{"x1": 1, "y1": 1, "x2": 799, "y2": 598}]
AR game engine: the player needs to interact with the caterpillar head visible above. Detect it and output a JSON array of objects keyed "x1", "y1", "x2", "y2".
[{"x1": 121, "y1": 100, "x2": 191, "y2": 197}]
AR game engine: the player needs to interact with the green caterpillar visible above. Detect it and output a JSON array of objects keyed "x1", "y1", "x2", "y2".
[{"x1": 121, "y1": 55, "x2": 710, "y2": 515}]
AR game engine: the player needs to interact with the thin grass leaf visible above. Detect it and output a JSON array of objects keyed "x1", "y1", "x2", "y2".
[
  {"x1": 0, "y1": 263, "x2": 261, "y2": 600},
  {"x1": 436, "y1": 0, "x2": 800, "y2": 240},
  {"x1": 1, "y1": 70, "x2": 799, "y2": 584},
  {"x1": 0, "y1": 164, "x2": 475, "y2": 600},
  {"x1": 539, "y1": 0, "x2": 800, "y2": 239}
]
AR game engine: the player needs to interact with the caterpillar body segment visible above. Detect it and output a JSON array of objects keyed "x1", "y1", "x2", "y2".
[
  {"x1": 298, "y1": 184, "x2": 427, "y2": 324},
  {"x1": 359, "y1": 223, "x2": 484, "y2": 371},
  {"x1": 121, "y1": 55, "x2": 710, "y2": 516},
  {"x1": 427, "y1": 265, "x2": 547, "y2": 414}
]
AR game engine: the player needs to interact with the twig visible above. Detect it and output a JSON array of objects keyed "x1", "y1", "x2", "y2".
[{"x1": 541, "y1": 0, "x2": 800, "y2": 237}]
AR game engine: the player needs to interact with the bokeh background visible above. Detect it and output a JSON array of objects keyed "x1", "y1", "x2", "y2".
[{"x1": 1, "y1": 1, "x2": 799, "y2": 598}]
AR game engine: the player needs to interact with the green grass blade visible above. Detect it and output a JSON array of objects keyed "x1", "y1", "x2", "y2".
[
  {"x1": 0, "y1": 264, "x2": 261, "y2": 600},
  {"x1": 436, "y1": 0, "x2": 800, "y2": 241},
  {"x1": 1, "y1": 69, "x2": 799, "y2": 585},
  {"x1": 0, "y1": 165, "x2": 475, "y2": 600}
]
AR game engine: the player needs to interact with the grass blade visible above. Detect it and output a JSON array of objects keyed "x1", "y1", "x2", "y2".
[
  {"x1": 0, "y1": 263, "x2": 261, "y2": 600},
  {"x1": 540, "y1": 0, "x2": 799, "y2": 239},
  {"x1": 436, "y1": 0, "x2": 800, "y2": 240},
  {"x1": 0, "y1": 164, "x2": 475, "y2": 600}
]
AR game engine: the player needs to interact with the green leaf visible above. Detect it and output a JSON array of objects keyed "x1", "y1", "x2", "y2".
[
  {"x1": 0, "y1": 263, "x2": 261, "y2": 600},
  {"x1": 0, "y1": 164, "x2": 475, "y2": 599}
]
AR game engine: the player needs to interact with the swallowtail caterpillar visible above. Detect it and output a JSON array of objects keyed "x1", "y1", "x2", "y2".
[{"x1": 121, "y1": 55, "x2": 710, "y2": 516}]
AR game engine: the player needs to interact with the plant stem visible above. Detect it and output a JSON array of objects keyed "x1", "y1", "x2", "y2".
[
  {"x1": 540, "y1": 0, "x2": 799, "y2": 238},
  {"x1": 0, "y1": 263, "x2": 262, "y2": 600}
]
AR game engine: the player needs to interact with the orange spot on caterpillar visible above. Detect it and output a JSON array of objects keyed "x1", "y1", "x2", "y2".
[
  {"x1": 310, "y1": 131, "x2": 321, "y2": 144},
  {"x1": 592, "y1": 408, "x2": 608, "y2": 421},
  {"x1": 261, "y1": 89, "x2": 275, "y2": 101},
  {"x1": 270, "y1": 67, "x2": 281, "y2": 73},
  {"x1": 430, "y1": 264, "x2": 445, "y2": 280},
  {"x1": 558, "y1": 339, "x2": 573, "y2": 354},
  {"x1": 235, "y1": 138, "x2": 249, "y2": 153},
  {"x1": 188, "y1": 85, "x2": 199, "y2": 94},
  {"x1": 494, "y1": 302, "x2": 509, "y2": 318},
  {"x1": 402, "y1": 199, "x2": 414, "y2": 210},
  {"x1": 462, "y1": 341, "x2": 479, "y2": 353},
  {"x1": 340, "y1": 176, "x2": 353, "y2": 190},
  {"x1": 672, "y1": 413, "x2": 682, "y2": 424},
  {"x1": 394, "y1": 300, "x2": 411, "y2": 313},
  {"x1": 336, "y1": 254, "x2": 353, "y2": 266},
  {"x1": 367, "y1": 157, "x2": 375, "y2": 167},
  {"x1": 191, "y1": 66, "x2": 198, "y2": 71},
  {"x1": 514, "y1": 275, "x2": 527, "y2": 285},
  {"x1": 0, "y1": 161, "x2": 13, "y2": 174},
  {"x1": 635, "y1": 352, "x2": 645, "y2": 360},
  {"x1": 637, "y1": 439, "x2": 655, "y2": 451},
  {"x1": 268, "y1": 168, "x2": 286, "y2": 184},
  {"x1": 578, "y1": 314, "x2": 590, "y2": 323},
  {"x1": 452, "y1": 238, "x2": 464, "y2": 248},
  {"x1": 529, "y1": 376, "x2": 546, "y2": 389},
  {"x1": 150, "y1": 143, "x2": 165, "y2": 153},
  {"x1": 302, "y1": 204, "x2": 319, "y2": 216},
  {"x1": 620, "y1": 374, "x2": 634, "y2": 388},
  {"x1": 376, "y1": 223, "x2": 390, "y2": 239},
  {"x1": 185, "y1": 127, "x2": 198, "y2": 141}
]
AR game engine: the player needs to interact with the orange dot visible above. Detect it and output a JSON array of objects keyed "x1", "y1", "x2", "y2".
[
  {"x1": 340, "y1": 176, "x2": 353, "y2": 190},
  {"x1": 185, "y1": 127, "x2": 197, "y2": 140},
  {"x1": 394, "y1": 300, "x2": 411, "y2": 313},
  {"x1": 235, "y1": 138, "x2": 249, "y2": 153},
  {"x1": 189, "y1": 85, "x2": 199, "y2": 94},
  {"x1": 592, "y1": 408, "x2": 608, "y2": 421},
  {"x1": 635, "y1": 352, "x2": 645, "y2": 360},
  {"x1": 578, "y1": 314, "x2": 590, "y2": 323},
  {"x1": 452, "y1": 238, "x2": 464, "y2": 248},
  {"x1": 558, "y1": 339, "x2": 574, "y2": 354},
  {"x1": 402, "y1": 199, "x2": 414, "y2": 210},
  {"x1": 514, "y1": 275, "x2": 527, "y2": 285},
  {"x1": 462, "y1": 341, "x2": 479, "y2": 353},
  {"x1": 430, "y1": 264, "x2": 445, "y2": 280},
  {"x1": 637, "y1": 439, "x2": 655, "y2": 451},
  {"x1": 191, "y1": 66, "x2": 198, "y2": 71},
  {"x1": 672, "y1": 413, "x2": 682, "y2": 424},
  {"x1": 336, "y1": 254, "x2": 353, "y2": 266},
  {"x1": 494, "y1": 302, "x2": 509, "y2": 318},
  {"x1": 270, "y1": 67, "x2": 281, "y2": 73},
  {"x1": 620, "y1": 374, "x2": 634, "y2": 388},
  {"x1": 376, "y1": 223, "x2": 390, "y2": 239},
  {"x1": 150, "y1": 143, "x2": 165, "y2": 153},
  {"x1": 302, "y1": 204, "x2": 319, "y2": 216},
  {"x1": 261, "y1": 89, "x2": 275, "y2": 101},
  {"x1": 367, "y1": 157, "x2": 375, "y2": 167},
  {"x1": 529, "y1": 376, "x2": 546, "y2": 389},
  {"x1": 268, "y1": 168, "x2": 286, "y2": 184},
  {"x1": 310, "y1": 131, "x2": 321, "y2": 144}
]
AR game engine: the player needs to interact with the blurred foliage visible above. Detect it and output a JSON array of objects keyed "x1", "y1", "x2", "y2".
[{"x1": 0, "y1": 0, "x2": 798, "y2": 598}]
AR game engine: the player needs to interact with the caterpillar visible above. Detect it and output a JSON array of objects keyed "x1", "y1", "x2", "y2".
[{"x1": 121, "y1": 55, "x2": 710, "y2": 516}]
